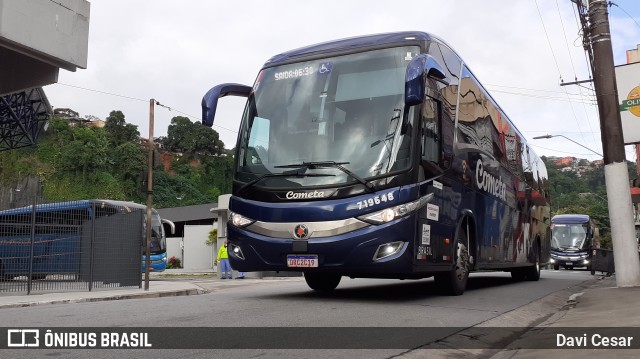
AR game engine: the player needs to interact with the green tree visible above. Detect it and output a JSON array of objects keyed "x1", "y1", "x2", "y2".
[
  {"x1": 56, "y1": 126, "x2": 109, "y2": 178},
  {"x1": 110, "y1": 142, "x2": 146, "y2": 197},
  {"x1": 166, "y1": 116, "x2": 194, "y2": 152},
  {"x1": 105, "y1": 110, "x2": 140, "y2": 147},
  {"x1": 166, "y1": 116, "x2": 225, "y2": 155}
]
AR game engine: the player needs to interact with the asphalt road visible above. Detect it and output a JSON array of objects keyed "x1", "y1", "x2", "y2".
[{"x1": 1, "y1": 269, "x2": 595, "y2": 359}]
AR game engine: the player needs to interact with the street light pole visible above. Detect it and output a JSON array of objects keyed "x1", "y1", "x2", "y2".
[
  {"x1": 532, "y1": 134, "x2": 602, "y2": 157},
  {"x1": 588, "y1": 0, "x2": 640, "y2": 287},
  {"x1": 144, "y1": 99, "x2": 155, "y2": 291}
]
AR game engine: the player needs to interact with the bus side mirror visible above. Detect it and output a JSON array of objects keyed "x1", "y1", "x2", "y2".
[
  {"x1": 162, "y1": 218, "x2": 175, "y2": 235},
  {"x1": 202, "y1": 83, "x2": 252, "y2": 127},
  {"x1": 404, "y1": 54, "x2": 449, "y2": 107}
]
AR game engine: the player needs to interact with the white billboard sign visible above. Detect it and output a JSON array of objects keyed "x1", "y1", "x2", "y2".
[{"x1": 616, "y1": 62, "x2": 640, "y2": 144}]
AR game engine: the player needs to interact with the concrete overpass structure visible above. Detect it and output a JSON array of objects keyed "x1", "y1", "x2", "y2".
[
  {"x1": 0, "y1": 0, "x2": 90, "y2": 150},
  {"x1": 0, "y1": 0, "x2": 90, "y2": 95}
]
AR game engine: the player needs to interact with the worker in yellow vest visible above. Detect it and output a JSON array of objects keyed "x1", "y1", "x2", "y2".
[
  {"x1": 217, "y1": 240, "x2": 232, "y2": 279},
  {"x1": 217, "y1": 240, "x2": 245, "y2": 279}
]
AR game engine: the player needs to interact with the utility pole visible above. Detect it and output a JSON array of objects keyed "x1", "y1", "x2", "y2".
[
  {"x1": 588, "y1": 0, "x2": 640, "y2": 286},
  {"x1": 144, "y1": 99, "x2": 155, "y2": 291}
]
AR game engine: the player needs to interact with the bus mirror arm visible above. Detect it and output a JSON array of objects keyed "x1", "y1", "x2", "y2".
[
  {"x1": 162, "y1": 218, "x2": 175, "y2": 235},
  {"x1": 202, "y1": 83, "x2": 252, "y2": 127},
  {"x1": 404, "y1": 54, "x2": 448, "y2": 107}
]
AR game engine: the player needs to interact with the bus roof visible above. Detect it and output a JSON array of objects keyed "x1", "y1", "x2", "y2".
[
  {"x1": 0, "y1": 199, "x2": 150, "y2": 216},
  {"x1": 264, "y1": 31, "x2": 438, "y2": 67},
  {"x1": 552, "y1": 214, "x2": 590, "y2": 224}
]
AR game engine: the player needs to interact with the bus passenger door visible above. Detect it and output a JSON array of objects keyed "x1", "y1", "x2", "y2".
[{"x1": 415, "y1": 96, "x2": 457, "y2": 267}]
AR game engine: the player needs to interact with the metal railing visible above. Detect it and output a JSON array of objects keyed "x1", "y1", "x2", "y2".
[{"x1": 0, "y1": 196, "x2": 143, "y2": 294}]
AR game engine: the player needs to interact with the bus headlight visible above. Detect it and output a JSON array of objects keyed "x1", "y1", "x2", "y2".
[
  {"x1": 358, "y1": 194, "x2": 433, "y2": 224},
  {"x1": 229, "y1": 211, "x2": 254, "y2": 228}
]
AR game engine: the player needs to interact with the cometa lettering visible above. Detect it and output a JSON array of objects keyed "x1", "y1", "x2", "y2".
[
  {"x1": 285, "y1": 190, "x2": 326, "y2": 200},
  {"x1": 475, "y1": 160, "x2": 506, "y2": 201}
]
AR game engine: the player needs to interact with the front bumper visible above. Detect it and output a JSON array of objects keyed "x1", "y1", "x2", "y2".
[
  {"x1": 227, "y1": 214, "x2": 450, "y2": 277},
  {"x1": 550, "y1": 254, "x2": 590, "y2": 268}
]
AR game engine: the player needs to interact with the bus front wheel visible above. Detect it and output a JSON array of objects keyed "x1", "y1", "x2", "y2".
[
  {"x1": 435, "y1": 228, "x2": 470, "y2": 296},
  {"x1": 524, "y1": 243, "x2": 541, "y2": 281},
  {"x1": 304, "y1": 272, "x2": 341, "y2": 291}
]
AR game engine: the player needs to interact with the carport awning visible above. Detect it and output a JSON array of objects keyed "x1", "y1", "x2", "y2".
[{"x1": 0, "y1": 87, "x2": 51, "y2": 151}]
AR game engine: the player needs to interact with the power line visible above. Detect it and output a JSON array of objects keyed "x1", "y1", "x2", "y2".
[
  {"x1": 527, "y1": 130, "x2": 601, "y2": 134},
  {"x1": 56, "y1": 83, "x2": 147, "y2": 102},
  {"x1": 556, "y1": 0, "x2": 579, "y2": 81},
  {"x1": 153, "y1": 102, "x2": 239, "y2": 134},
  {"x1": 529, "y1": 142, "x2": 603, "y2": 157},
  {"x1": 53, "y1": 82, "x2": 239, "y2": 135},
  {"x1": 556, "y1": 0, "x2": 599, "y2": 145},
  {"x1": 609, "y1": 1, "x2": 640, "y2": 31},
  {"x1": 485, "y1": 83, "x2": 595, "y2": 96},
  {"x1": 535, "y1": 0, "x2": 563, "y2": 79},
  {"x1": 489, "y1": 88, "x2": 596, "y2": 104},
  {"x1": 535, "y1": 0, "x2": 592, "y2": 149}
]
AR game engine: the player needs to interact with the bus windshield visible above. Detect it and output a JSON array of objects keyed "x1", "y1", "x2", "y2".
[
  {"x1": 551, "y1": 223, "x2": 588, "y2": 250},
  {"x1": 236, "y1": 46, "x2": 420, "y2": 188},
  {"x1": 147, "y1": 211, "x2": 166, "y2": 255}
]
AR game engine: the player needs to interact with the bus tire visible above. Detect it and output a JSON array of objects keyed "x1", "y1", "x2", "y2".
[
  {"x1": 435, "y1": 227, "x2": 470, "y2": 296},
  {"x1": 524, "y1": 243, "x2": 541, "y2": 281},
  {"x1": 553, "y1": 264, "x2": 560, "y2": 270},
  {"x1": 304, "y1": 272, "x2": 341, "y2": 291}
]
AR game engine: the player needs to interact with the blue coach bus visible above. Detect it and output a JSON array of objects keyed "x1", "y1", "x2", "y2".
[
  {"x1": 0, "y1": 200, "x2": 174, "y2": 280},
  {"x1": 202, "y1": 31, "x2": 551, "y2": 295},
  {"x1": 550, "y1": 214, "x2": 598, "y2": 271}
]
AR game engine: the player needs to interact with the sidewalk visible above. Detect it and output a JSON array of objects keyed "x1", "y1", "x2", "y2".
[
  {"x1": 0, "y1": 269, "x2": 303, "y2": 310},
  {"x1": 396, "y1": 273, "x2": 640, "y2": 358},
  {"x1": 2, "y1": 270, "x2": 639, "y2": 355},
  {"x1": 492, "y1": 274, "x2": 640, "y2": 357},
  {"x1": 0, "y1": 274, "x2": 204, "y2": 310}
]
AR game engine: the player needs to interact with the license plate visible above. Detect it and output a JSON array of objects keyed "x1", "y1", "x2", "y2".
[
  {"x1": 565, "y1": 262, "x2": 573, "y2": 266},
  {"x1": 287, "y1": 255, "x2": 318, "y2": 268}
]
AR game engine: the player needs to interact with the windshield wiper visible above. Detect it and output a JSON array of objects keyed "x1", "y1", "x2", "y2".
[
  {"x1": 275, "y1": 161, "x2": 375, "y2": 193},
  {"x1": 238, "y1": 170, "x2": 334, "y2": 194}
]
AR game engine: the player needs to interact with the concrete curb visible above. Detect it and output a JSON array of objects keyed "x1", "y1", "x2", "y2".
[
  {"x1": 0, "y1": 276, "x2": 304, "y2": 310},
  {"x1": 395, "y1": 275, "x2": 604, "y2": 358},
  {"x1": 0, "y1": 286, "x2": 208, "y2": 310}
]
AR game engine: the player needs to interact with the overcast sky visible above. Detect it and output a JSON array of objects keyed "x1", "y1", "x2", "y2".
[{"x1": 44, "y1": 0, "x2": 640, "y2": 161}]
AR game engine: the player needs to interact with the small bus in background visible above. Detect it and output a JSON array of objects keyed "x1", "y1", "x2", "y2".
[
  {"x1": 550, "y1": 214, "x2": 598, "y2": 270},
  {"x1": 0, "y1": 200, "x2": 174, "y2": 280}
]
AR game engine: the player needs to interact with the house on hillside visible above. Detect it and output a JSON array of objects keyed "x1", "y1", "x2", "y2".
[{"x1": 554, "y1": 156, "x2": 574, "y2": 168}]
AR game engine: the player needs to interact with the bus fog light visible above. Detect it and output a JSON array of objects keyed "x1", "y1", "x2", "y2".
[
  {"x1": 230, "y1": 244, "x2": 245, "y2": 260},
  {"x1": 373, "y1": 241, "x2": 404, "y2": 261}
]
